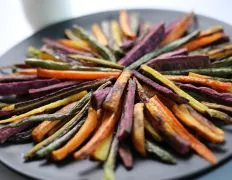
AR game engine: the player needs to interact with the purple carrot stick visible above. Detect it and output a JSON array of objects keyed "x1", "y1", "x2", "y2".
[
  {"x1": 146, "y1": 55, "x2": 210, "y2": 71},
  {"x1": 133, "y1": 71, "x2": 188, "y2": 104},
  {"x1": 0, "y1": 75, "x2": 37, "y2": 83},
  {"x1": 118, "y1": 144, "x2": 134, "y2": 169},
  {"x1": 92, "y1": 87, "x2": 111, "y2": 109},
  {"x1": 0, "y1": 78, "x2": 60, "y2": 96},
  {"x1": 29, "y1": 80, "x2": 83, "y2": 96},
  {"x1": 118, "y1": 23, "x2": 165, "y2": 66},
  {"x1": 154, "y1": 48, "x2": 188, "y2": 59},
  {"x1": 117, "y1": 78, "x2": 136, "y2": 140},
  {"x1": 177, "y1": 82, "x2": 232, "y2": 106}
]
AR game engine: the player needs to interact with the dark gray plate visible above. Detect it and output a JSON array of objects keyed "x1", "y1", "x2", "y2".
[{"x1": 0, "y1": 9, "x2": 232, "y2": 180}]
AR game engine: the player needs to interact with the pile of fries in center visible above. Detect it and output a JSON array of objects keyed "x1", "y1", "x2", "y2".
[{"x1": 0, "y1": 10, "x2": 232, "y2": 180}]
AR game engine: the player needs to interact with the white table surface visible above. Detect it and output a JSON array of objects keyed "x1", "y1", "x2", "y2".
[{"x1": 0, "y1": 0, "x2": 232, "y2": 179}]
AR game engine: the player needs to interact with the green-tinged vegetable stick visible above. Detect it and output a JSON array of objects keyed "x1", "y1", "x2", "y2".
[
  {"x1": 27, "y1": 47, "x2": 40, "y2": 57},
  {"x1": 0, "y1": 91, "x2": 87, "y2": 124},
  {"x1": 202, "y1": 102, "x2": 232, "y2": 114},
  {"x1": 25, "y1": 58, "x2": 121, "y2": 72},
  {"x1": 162, "y1": 68, "x2": 232, "y2": 77},
  {"x1": 102, "y1": 134, "x2": 118, "y2": 180},
  {"x1": 51, "y1": 107, "x2": 98, "y2": 161},
  {"x1": 36, "y1": 115, "x2": 86, "y2": 158},
  {"x1": 146, "y1": 140, "x2": 176, "y2": 164},
  {"x1": 10, "y1": 92, "x2": 92, "y2": 127},
  {"x1": 127, "y1": 30, "x2": 199, "y2": 69},
  {"x1": 212, "y1": 57, "x2": 232, "y2": 68},
  {"x1": 24, "y1": 100, "x2": 90, "y2": 160},
  {"x1": 101, "y1": 20, "x2": 122, "y2": 55},
  {"x1": 140, "y1": 65, "x2": 232, "y2": 123},
  {"x1": 72, "y1": 25, "x2": 116, "y2": 62},
  {"x1": 69, "y1": 55, "x2": 124, "y2": 69}
]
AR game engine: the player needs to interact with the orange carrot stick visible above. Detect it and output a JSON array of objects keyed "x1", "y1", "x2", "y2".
[
  {"x1": 37, "y1": 68, "x2": 120, "y2": 80},
  {"x1": 17, "y1": 69, "x2": 37, "y2": 75},
  {"x1": 119, "y1": 10, "x2": 136, "y2": 39},
  {"x1": 92, "y1": 23, "x2": 108, "y2": 46},
  {"x1": 181, "y1": 32, "x2": 224, "y2": 51},
  {"x1": 52, "y1": 107, "x2": 98, "y2": 161},
  {"x1": 32, "y1": 121, "x2": 59, "y2": 142},
  {"x1": 166, "y1": 75, "x2": 232, "y2": 92},
  {"x1": 153, "y1": 96, "x2": 216, "y2": 164},
  {"x1": 161, "y1": 13, "x2": 193, "y2": 45},
  {"x1": 73, "y1": 110, "x2": 120, "y2": 160}
]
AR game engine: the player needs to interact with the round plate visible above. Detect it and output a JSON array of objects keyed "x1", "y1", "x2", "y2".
[{"x1": 1, "y1": 9, "x2": 232, "y2": 180}]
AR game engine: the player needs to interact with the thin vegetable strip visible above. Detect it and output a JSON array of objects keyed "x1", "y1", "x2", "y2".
[{"x1": 37, "y1": 68, "x2": 120, "y2": 80}]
